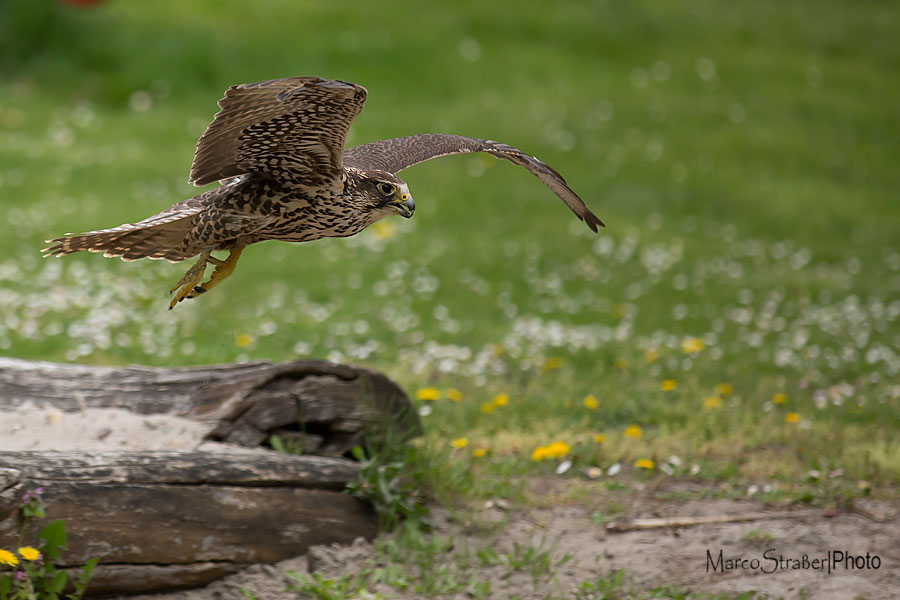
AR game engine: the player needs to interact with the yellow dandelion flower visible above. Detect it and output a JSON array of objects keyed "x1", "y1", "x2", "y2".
[
  {"x1": 703, "y1": 396, "x2": 722, "y2": 410},
  {"x1": 661, "y1": 379, "x2": 677, "y2": 391},
  {"x1": 635, "y1": 458, "x2": 655, "y2": 470},
  {"x1": 593, "y1": 433, "x2": 605, "y2": 444},
  {"x1": 542, "y1": 356, "x2": 563, "y2": 372},
  {"x1": 645, "y1": 349, "x2": 659, "y2": 363},
  {"x1": 531, "y1": 445, "x2": 550, "y2": 461},
  {"x1": 492, "y1": 393, "x2": 509, "y2": 407},
  {"x1": 545, "y1": 441, "x2": 571, "y2": 458},
  {"x1": 715, "y1": 383, "x2": 733, "y2": 397},
  {"x1": 416, "y1": 387, "x2": 441, "y2": 401},
  {"x1": 446, "y1": 388, "x2": 462, "y2": 402},
  {"x1": 0, "y1": 548, "x2": 18, "y2": 567},
  {"x1": 681, "y1": 337, "x2": 705, "y2": 354},
  {"x1": 450, "y1": 437, "x2": 468, "y2": 449},
  {"x1": 624, "y1": 425, "x2": 642, "y2": 439},
  {"x1": 18, "y1": 547, "x2": 40, "y2": 561},
  {"x1": 371, "y1": 220, "x2": 396, "y2": 240},
  {"x1": 235, "y1": 333, "x2": 253, "y2": 348},
  {"x1": 583, "y1": 395, "x2": 599, "y2": 411},
  {"x1": 773, "y1": 393, "x2": 787, "y2": 404},
  {"x1": 615, "y1": 358, "x2": 628, "y2": 370},
  {"x1": 480, "y1": 402, "x2": 496, "y2": 415},
  {"x1": 473, "y1": 447, "x2": 488, "y2": 458},
  {"x1": 785, "y1": 412, "x2": 800, "y2": 424},
  {"x1": 492, "y1": 344, "x2": 504, "y2": 355}
]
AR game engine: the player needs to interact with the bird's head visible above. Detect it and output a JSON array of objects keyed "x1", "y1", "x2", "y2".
[{"x1": 344, "y1": 169, "x2": 415, "y2": 221}]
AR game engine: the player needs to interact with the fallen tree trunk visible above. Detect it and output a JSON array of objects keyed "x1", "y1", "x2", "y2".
[
  {"x1": 0, "y1": 357, "x2": 420, "y2": 455},
  {"x1": 0, "y1": 449, "x2": 376, "y2": 596},
  {"x1": 0, "y1": 358, "x2": 421, "y2": 596}
]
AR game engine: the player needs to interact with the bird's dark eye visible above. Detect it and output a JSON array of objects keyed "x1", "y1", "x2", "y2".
[{"x1": 377, "y1": 182, "x2": 395, "y2": 196}]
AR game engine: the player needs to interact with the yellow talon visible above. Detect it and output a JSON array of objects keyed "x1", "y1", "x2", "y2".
[
  {"x1": 187, "y1": 246, "x2": 244, "y2": 298},
  {"x1": 169, "y1": 246, "x2": 246, "y2": 309},
  {"x1": 169, "y1": 251, "x2": 210, "y2": 309}
]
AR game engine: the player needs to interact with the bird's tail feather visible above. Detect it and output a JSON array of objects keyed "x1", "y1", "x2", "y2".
[{"x1": 42, "y1": 216, "x2": 197, "y2": 263}]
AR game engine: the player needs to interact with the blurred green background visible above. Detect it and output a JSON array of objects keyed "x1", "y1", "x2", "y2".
[{"x1": 1, "y1": 0, "x2": 898, "y2": 491}]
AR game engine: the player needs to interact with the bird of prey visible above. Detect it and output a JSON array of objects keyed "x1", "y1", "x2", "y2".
[{"x1": 43, "y1": 77, "x2": 603, "y2": 309}]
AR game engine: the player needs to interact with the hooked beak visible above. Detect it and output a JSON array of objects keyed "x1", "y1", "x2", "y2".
[{"x1": 394, "y1": 193, "x2": 415, "y2": 219}]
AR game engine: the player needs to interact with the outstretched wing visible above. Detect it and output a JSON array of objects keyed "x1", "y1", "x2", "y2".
[
  {"x1": 189, "y1": 77, "x2": 367, "y2": 189},
  {"x1": 342, "y1": 134, "x2": 603, "y2": 232}
]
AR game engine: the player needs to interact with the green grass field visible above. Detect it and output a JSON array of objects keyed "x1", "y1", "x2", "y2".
[{"x1": 2, "y1": 1, "x2": 899, "y2": 591}]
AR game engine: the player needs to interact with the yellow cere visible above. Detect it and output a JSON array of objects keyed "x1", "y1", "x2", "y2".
[
  {"x1": 450, "y1": 437, "x2": 468, "y2": 449},
  {"x1": 635, "y1": 458, "x2": 655, "y2": 470},
  {"x1": 583, "y1": 395, "x2": 599, "y2": 411},
  {"x1": 624, "y1": 425, "x2": 642, "y2": 439},
  {"x1": 661, "y1": 379, "x2": 677, "y2": 391}
]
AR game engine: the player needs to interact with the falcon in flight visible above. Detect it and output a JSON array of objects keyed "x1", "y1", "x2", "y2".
[{"x1": 43, "y1": 77, "x2": 603, "y2": 309}]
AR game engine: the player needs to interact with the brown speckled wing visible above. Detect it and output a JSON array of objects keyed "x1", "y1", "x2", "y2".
[
  {"x1": 342, "y1": 134, "x2": 603, "y2": 232},
  {"x1": 189, "y1": 77, "x2": 367, "y2": 188}
]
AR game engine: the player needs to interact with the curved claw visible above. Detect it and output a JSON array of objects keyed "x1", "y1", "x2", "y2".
[
  {"x1": 169, "y1": 252, "x2": 210, "y2": 310},
  {"x1": 168, "y1": 246, "x2": 245, "y2": 308}
]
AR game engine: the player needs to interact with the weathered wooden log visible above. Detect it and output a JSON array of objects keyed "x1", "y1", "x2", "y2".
[
  {"x1": 0, "y1": 358, "x2": 421, "y2": 595},
  {"x1": 0, "y1": 450, "x2": 377, "y2": 596},
  {"x1": 0, "y1": 357, "x2": 420, "y2": 455}
]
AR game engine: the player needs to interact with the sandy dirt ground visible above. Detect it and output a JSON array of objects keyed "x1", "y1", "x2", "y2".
[
  {"x1": 2, "y1": 406, "x2": 897, "y2": 599},
  {"x1": 115, "y1": 499, "x2": 897, "y2": 600}
]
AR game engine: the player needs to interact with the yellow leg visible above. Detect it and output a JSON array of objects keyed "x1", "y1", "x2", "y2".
[
  {"x1": 169, "y1": 251, "x2": 211, "y2": 310},
  {"x1": 186, "y1": 245, "x2": 245, "y2": 299}
]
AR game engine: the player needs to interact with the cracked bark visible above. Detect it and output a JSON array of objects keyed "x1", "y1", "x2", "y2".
[
  {"x1": 0, "y1": 357, "x2": 420, "y2": 454},
  {"x1": 0, "y1": 358, "x2": 420, "y2": 596},
  {"x1": 0, "y1": 450, "x2": 377, "y2": 595}
]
